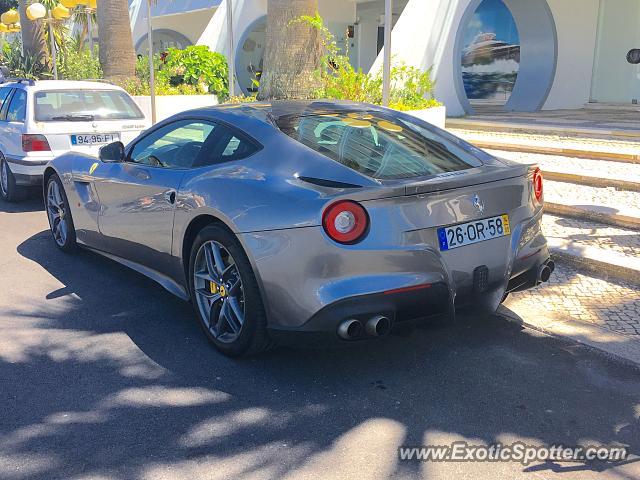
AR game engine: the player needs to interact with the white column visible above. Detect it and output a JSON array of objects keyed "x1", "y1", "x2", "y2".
[
  {"x1": 226, "y1": 0, "x2": 235, "y2": 97},
  {"x1": 48, "y1": 10, "x2": 58, "y2": 80},
  {"x1": 146, "y1": 0, "x2": 156, "y2": 124},
  {"x1": 382, "y1": 0, "x2": 392, "y2": 106}
]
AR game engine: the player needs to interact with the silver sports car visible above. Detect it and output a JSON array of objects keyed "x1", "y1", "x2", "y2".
[{"x1": 43, "y1": 100, "x2": 553, "y2": 356}]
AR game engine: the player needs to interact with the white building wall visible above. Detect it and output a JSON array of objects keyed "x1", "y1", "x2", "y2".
[
  {"x1": 370, "y1": 0, "x2": 470, "y2": 116},
  {"x1": 542, "y1": 0, "x2": 600, "y2": 110}
]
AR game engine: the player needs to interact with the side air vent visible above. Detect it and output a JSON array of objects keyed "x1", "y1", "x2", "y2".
[{"x1": 298, "y1": 176, "x2": 362, "y2": 189}]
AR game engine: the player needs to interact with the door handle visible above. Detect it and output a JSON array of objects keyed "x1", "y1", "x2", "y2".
[{"x1": 164, "y1": 189, "x2": 176, "y2": 204}]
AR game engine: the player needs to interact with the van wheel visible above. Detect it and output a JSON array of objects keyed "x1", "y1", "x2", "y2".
[{"x1": 0, "y1": 155, "x2": 25, "y2": 202}]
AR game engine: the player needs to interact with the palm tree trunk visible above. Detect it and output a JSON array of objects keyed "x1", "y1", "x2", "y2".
[
  {"x1": 18, "y1": 0, "x2": 47, "y2": 65},
  {"x1": 97, "y1": 0, "x2": 136, "y2": 79},
  {"x1": 257, "y1": 0, "x2": 321, "y2": 100}
]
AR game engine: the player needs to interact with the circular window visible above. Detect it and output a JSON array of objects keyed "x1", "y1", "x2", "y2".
[
  {"x1": 454, "y1": 0, "x2": 557, "y2": 113},
  {"x1": 136, "y1": 29, "x2": 192, "y2": 55},
  {"x1": 236, "y1": 16, "x2": 267, "y2": 95},
  {"x1": 461, "y1": 0, "x2": 520, "y2": 106}
]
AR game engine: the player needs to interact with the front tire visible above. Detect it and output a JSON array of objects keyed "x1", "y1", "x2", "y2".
[
  {"x1": 46, "y1": 174, "x2": 77, "y2": 253},
  {"x1": 0, "y1": 155, "x2": 25, "y2": 202},
  {"x1": 189, "y1": 224, "x2": 271, "y2": 356}
]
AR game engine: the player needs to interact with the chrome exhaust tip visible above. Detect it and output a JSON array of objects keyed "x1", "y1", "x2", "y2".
[
  {"x1": 337, "y1": 319, "x2": 363, "y2": 340},
  {"x1": 538, "y1": 264, "x2": 552, "y2": 283},
  {"x1": 546, "y1": 259, "x2": 556, "y2": 274},
  {"x1": 365, "y1": 315, "x2": 392, "y2": 337}
]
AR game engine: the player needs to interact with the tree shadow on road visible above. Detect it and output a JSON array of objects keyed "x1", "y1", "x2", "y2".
[{"x1": 2, "y1": 230, "x2": 639, "y2": 479}]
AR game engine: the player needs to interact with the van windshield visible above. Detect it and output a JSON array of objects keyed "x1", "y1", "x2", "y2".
[
  {"x1": 34, "y1": 90, "x2": 145, "y2": 122},
  {"x1": 276, "y1": 111, "x2": 482, "y2": 180}
]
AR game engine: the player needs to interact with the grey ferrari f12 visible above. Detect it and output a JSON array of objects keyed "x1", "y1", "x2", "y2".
[{"x1": 44, "y1": 100, "x2": 553, "y2": 356}]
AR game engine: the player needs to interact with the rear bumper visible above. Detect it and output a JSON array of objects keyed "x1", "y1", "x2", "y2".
[
  {"x1": 5, "y1": 156, "x2": 50, "y2": 185},
  {"x1": 240, "y1": 209, "x2": 550, "y2": 337}
]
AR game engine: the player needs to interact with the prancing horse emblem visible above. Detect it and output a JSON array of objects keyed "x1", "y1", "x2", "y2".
[{"x1": 472, "y1": 194, "x2": 485, "y2": 215}]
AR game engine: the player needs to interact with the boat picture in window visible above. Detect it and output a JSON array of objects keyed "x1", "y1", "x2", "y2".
[{"x1": 461, "y1": 0, "x2": 520, "y2": 105}]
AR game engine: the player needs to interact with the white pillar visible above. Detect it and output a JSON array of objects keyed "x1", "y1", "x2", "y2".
[
  {"x1": 382, "y1": 0, "x2": 392, "y2": 106},
  {"x1": 48, "y1": 11, "x2": 58, "y2": 80},
  {"x1": 227, "y1": 0, "x2": 235, "y2": 97},
  {"x1": 146, "y1": 0, "x2": 157, "y2": 124}
]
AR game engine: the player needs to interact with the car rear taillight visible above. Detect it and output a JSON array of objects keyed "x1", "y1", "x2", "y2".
[
  {"x1": 322, "y1": 200, "x2": 369, "y2": 244},
  {"x1": 22, "y1": 134, "x2": 51, "y2": 152},
  {"x1": 533, "y1": 167, "x2": 543, "y2": 203}
]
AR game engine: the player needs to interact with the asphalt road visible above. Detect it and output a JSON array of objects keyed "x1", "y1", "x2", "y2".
[{"x1": 1, "y1": 193, "x2": 639, "y2": 480}]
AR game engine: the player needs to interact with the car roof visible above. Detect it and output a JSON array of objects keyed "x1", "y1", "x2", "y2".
[
  {"x1": 194, "y1": 99, "x2": 383, "y2": 123},
  {"x1": 3, "y1": 80, "x2": 127, "y2": 92}
]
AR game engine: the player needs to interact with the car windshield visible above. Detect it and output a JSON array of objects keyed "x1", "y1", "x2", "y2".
[
  {"x1": 275, "y1": 111, "x2": 482, "y2": 179},
  {"x1": 34, "y1": 89, "x2": 145, "y2": 122}
]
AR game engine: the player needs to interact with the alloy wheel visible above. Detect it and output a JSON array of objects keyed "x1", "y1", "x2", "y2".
[
  {"x1": 47, "y1": 179, "x2": 68, "y2": 247},
  {"x1": 193, "y1": 240, "x2": 245, "y2": 343}
]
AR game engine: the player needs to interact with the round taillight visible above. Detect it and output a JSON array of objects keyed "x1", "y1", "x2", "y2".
[
  {"x1": 322, "y1": 200, "x2": 369, "y2": 244},
  {"x1": 533, "y1": 167, "x2": 543, "y2": 203}
]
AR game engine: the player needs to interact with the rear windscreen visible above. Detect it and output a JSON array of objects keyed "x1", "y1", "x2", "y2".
[
  {"x1": 34, "y1": 90, "x2": 145, "y2": 121},
  {"x1": 276, "y1": 111, "x2": 482, "y2": 179}
]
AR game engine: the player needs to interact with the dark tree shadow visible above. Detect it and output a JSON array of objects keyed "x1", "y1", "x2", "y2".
[{"x1": 0, "y1": 230, "x2": 638, "y2": 479}]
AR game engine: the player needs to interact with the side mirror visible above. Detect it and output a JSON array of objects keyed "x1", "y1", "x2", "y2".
[{"x1": 99, "y1": 141, "x2": 125, "y2": 163}]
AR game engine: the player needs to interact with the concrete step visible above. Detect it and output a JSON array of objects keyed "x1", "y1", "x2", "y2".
[
  {"x1": 484, "y1": 149, "x2": 640, "y2": 192},
  {"x1": 542, "y1": 214, "x2": 640, "y2": 285},
  {"x1": 448, "y1": 128, "x2": 640, "y2": 163},
  {"x1": 447, "y1": 117, "x2": 640, "y2": 141},
  {"x1": 545, "y1": 181, "x2": 640, "y2": 230}
]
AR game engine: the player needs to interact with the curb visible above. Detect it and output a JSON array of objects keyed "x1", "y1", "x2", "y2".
[
  {"x1": 465, "y1": 140, "x2": 640, "y2": 164},
  {"x1": 548, "y1": 241, "x2": 640, "y2": 285},
  {"x1": 543, "y1": 171, "x2": 640, "y2": 192},
  {"x1": 499, "y1": 304, "x2": 640, "y2": 369},
  {"x1": 545, "y1": 202, "x2": 640, "y2": 231},
  {"x1": 446, "y1": 118, "x2": 640, "y2": 140}
]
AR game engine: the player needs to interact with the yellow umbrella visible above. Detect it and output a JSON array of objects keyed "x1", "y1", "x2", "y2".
[
  {"x1": 53, "y1": 4, "x2": 71, "y2": 19},
  {"x1": 0, "y1": 23, "x2": 8, "y2": 33},
  {"x1": 88, "y1": 0, "x2": 97, "y2": 8},
  {"x1": 60, "y1": 0, "x2": 77, "y2": 8},
  {"x1": 1, "y1": 9, "x2": 19, "y2": 25}
]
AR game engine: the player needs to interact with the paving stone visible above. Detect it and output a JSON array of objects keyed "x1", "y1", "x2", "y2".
[
  {"x1": 543, "y1": 214, "x2": 640, "y2": 258},
  {"x1": 507, "y1": 263, "x2": 640, "y2": 337}
]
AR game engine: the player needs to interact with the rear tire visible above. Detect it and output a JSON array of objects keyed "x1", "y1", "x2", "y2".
[
  {"x1": 188, "y1": 224, "x2": 272, "y2": 357},
  {"x1": 0, "y1": 155, "x2": 25, "y2": 202},
  {"x1": 45, "y1": 174, "x2": 77, "y2": 253}
]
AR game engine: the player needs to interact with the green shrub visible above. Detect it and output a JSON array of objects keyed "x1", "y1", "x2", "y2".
[
  {"x1": 159, "y1": 46, "x2": 229, "y2": 100},
  {"x1": 60, "y1": 49, "x2": 102, "y2": 80},
  {"x1": 1, "y1": 38, "x2": 49, "y2": 80},
  {"x1": 297, "y1": 13, "x2": 441, "y2": 111}
]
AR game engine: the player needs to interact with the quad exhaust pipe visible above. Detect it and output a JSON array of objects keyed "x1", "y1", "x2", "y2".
[
  {"x1": 537, "y1": 259, "x2": 555, "y2": 284},
  {"x1": 338, "y1": 315, "x2": 392, "y2": 340},
  {"x1": 365, "y1": 315, "x2": 392, "y2": 337},
  {"x1": 337, "y1": 319, "x2": 363, "y2": 340}
]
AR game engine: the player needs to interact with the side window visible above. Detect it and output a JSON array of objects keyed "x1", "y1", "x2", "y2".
[
  {"x1": 0, "y1": 89, "x2": 15, "y2": 121},
  {"x1": 0, "y1": 87, "x2": 12, "y2": 117},
  {"x1": 129, "y1": 120, "x2": 216, "y2": 169},
  {"x1": 6, "y1": 89, "x2": 27, "y2": 123},
  {"x1": 220, "y1": 133, "x2": 259, "y2": 162}
]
